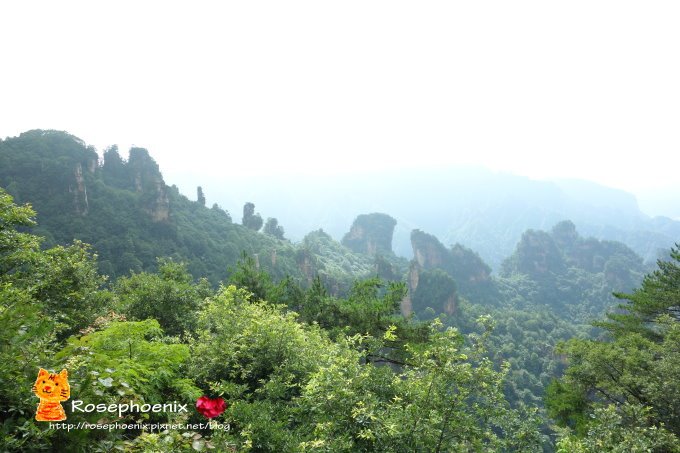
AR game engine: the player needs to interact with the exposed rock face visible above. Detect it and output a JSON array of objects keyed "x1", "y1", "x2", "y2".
[
  {"x1": 342, "y1": 213, "x2": 397, "y2": 256},
  {"x1": 410, "y1": 268, "x2": 458, "y2": 316},
  {"x1": 15, "y1": 131, "x2": 100, "y2": 217},
  {"x1": 128, "y1": 148, "x2": 169, "y2": 222},
  {"x1": 400, "y1": 295, "x2": 413, "y2": 317},
  {"x1": 150, "y1": 179, "x2": 170, "y2": 222},
  {"x1": 411, "y1": 230, "x2": 492, "y2": 284},
  {"x1": 296, "y1": 249, "x2": 315, "y2": 285},
  {"x1": 400, "y1": 262, "x2": 420, "y2": 316},
  {"x1": 408, "y1": 261, "x2": 420, "y2": 290},
  {"x1": 71, "y1": 163, "x2": 89, "y2": 216},
  {"x1": 443, "y1": 293, "x2": 457, "y2": 315},
  {"x1": 405, "y1": 229, "x2": 497, "y2": 316},
  {"x1": 86, "y1": 155, "x2": 98, "y2": 174},
  {"x1": 410, "y1": 230, "x2": 449, "y2": 269},
  {"x1": 99, "y1": 146, "x2": 169, "y2": 222},
  {"x1": 406, "y1": 232, "x2": 458, "y2": 316}
]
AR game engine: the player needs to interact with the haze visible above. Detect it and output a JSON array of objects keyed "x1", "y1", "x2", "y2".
[{"x1": 1, "y1": 1, "x2": 679, "y2": 217}]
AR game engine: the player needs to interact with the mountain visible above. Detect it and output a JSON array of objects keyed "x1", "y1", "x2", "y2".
[
  {"x1": 499, "y1": 220, "x2": 648, "y2": 319},
  {"x1": 401, "y1": 219, "x2": 648, "y2": 323},
  {"x1": 192, "y1": 167, "x2": 680, "y2": 270},
  {"x1": 0, "y1": 129, "x2": 668, "y2": 307},
  {"x1": 0, "y1": 130, "x2": 398, "y2": 290}
]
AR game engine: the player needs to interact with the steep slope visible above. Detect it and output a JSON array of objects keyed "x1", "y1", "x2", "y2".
[
  {"x1": 402, "y1": 221, "x2": 647, "y2": 322},
  {"x1": 499, "y1": 220, "x2": 648, "y2": 320},
  {"x1": 404, "y1": 229, "x2": 499, "y2": 317},
  {"x1": 342, "y1": 213, "x2": 397, "y2": 256},
  {"x1": 0, "y1": 130, "x2": 373, "y2": 289}
]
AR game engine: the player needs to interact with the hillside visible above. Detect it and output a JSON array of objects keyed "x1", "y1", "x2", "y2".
[
  {"x1": 0, "y1": 130, "x2": 395, "y2": 290},
  {"x1": 402, "y1": 220, "x2": 648, "y2": 323},
  {"x1": 0, "y1": 130, "x2": 652, "y2": 314}
]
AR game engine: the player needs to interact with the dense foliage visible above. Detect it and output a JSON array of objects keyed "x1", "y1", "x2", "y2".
[
  {"x1": 342, "y1": 213, "x2": 397, "y2": 256},
  {"x1": 500, "y1": 221, "x2": 648, "y2": 321},
  {"x1": 546, "y1": 247, "x2": 680, "y2": 451},
  {"x1": 0, "y1": 190, "x2": 546, "y2": 451}
]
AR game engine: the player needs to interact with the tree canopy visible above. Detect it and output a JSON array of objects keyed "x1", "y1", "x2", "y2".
[{"x1": 547, "y1": 247, "x2": 680, "y2": 451}]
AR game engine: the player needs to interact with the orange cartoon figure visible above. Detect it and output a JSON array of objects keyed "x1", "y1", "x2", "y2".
[{"x1": 32, "y1": 368, "x2": 70, "y2": 421}]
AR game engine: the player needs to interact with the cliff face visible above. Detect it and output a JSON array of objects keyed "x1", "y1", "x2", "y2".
[
  {"x1": 301, "y1": 229, "x2": 376, "y2": 295},
  {"x1": 149, "y1": 179, "x2": 169, "y2": 222},
  {"x1": 410, "y1": 230, "x2": 449, "y2": 269},
  {"x1": 406, "y1": 231, "x2": 457, "y2": 316},
  {"x1": 0, "y1": 133, "x2": 171, "y2": 223},
  {"x1": 342, "y1": 213, "x2": 397, "y2": 256},
  {"x1": 450, "y1": 244, "x2": 491, "y2": 284},
  {"x1": 409, "y1": 267, "x2": 458, "y2": 316},
  {"x1": 404, "y1": 229, "x2": 499, "y2": 316},
  {"x1": 127, "y1": 148, "x2": 170, "y2": 222},
  {"x1": 0, "y1": 130, "x2": 100, "y2": 218},
  {"x1": 3, "y1": 130, "x2": 380, "y2": 287},
  {"x1": 400, "y1": 262, "x2": 420, "y2": 316},
  {"x1": 410, "y1": 230, "x2": 491, "y2": 287},
  {"x1": 71, "y1": 162, "x2": 89, "y2": 215}
]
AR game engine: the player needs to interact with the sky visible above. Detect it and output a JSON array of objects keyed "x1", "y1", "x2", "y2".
[{"x1": 1, "y1": 1, "x2": 679, "y2": 214}]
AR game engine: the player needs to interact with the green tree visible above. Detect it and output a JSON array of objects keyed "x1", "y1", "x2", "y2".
[
  {"x1": 0, "y1": 189, "x2": 41, "y2": 275},
  {"x1": 53, "y1": 319, "x2": 202, "y2": 450},
  {"x1": 190, "y1": 286, "x2": 542, "y2": 452},
  {"x1": 601, "y1": 246, "x2": 680, "y2": 340},
  {"x1": 0, "y1": 189, "x2": 107, "y2": 451},
  {"x1": 197, "y1": 186, "x2": 206, "y2": 206},
  {"x1": 555, "y1": 404, "x2": 679, "y2": 453},
  {"x1": 263, "y1": 217, "x2": 285, "y2": 240},
  {"x1": 115, "y1": 258, "x2": 212, "y2": 336},
  {"x1": 298, "y1": 277, "x2": 428, "y2": 356},
  {"x1": 242, "y1": 202, "x2": 263, "y2": 231},
  {"x1": 228, "y1": 252, "x2": 276, "y2": 302},
  {"x1": 296, "y1": 318, "x2": 544, "y2": 452},
  {"x1": 189, "y1": 285, "x2": 348, "y2": 450},
  {"x1": 547, "y1": 248, "x2": 680, "y2": 449},
  {"x1": 30, "y1": 240, "x2": 108, "y2": 340}
]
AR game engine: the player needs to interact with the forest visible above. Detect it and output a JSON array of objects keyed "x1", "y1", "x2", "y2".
[{"x1": 1, "y1": 130, "x2": 679, "y2": 452}]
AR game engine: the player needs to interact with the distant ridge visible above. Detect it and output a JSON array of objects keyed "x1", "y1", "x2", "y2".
[{"x1": 192, "y1": 167, "x2": 680, "y2": 269}]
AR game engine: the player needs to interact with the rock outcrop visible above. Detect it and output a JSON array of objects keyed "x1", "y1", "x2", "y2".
[
  {"x1": 127, "y1": 148, "x2": 169, "y2": 222},
  {"x1": 410, "y1": 229, "x2": 450, "y2": 269},
  {"x1": 342, "y1": 213, "x2": 397, "y2": 256},
  {"x1": 404, "y1": 229, "x2": 498, "y2": 316},
  {"x1": 71, "y1": 162, "x2": 89, "y2": 215}
]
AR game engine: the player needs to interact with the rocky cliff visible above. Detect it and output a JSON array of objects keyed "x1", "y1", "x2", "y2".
[
  {"x1": 405, "y1": 229, "x2": 499, "y2": 315},
  {"x1": 342, "y1": 213, "x2": 397, "y2": 256}
]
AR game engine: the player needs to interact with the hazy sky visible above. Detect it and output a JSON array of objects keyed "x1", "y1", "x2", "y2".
[{"x1": 1, "y1": 2, "x2": 679, "y2": 198}]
